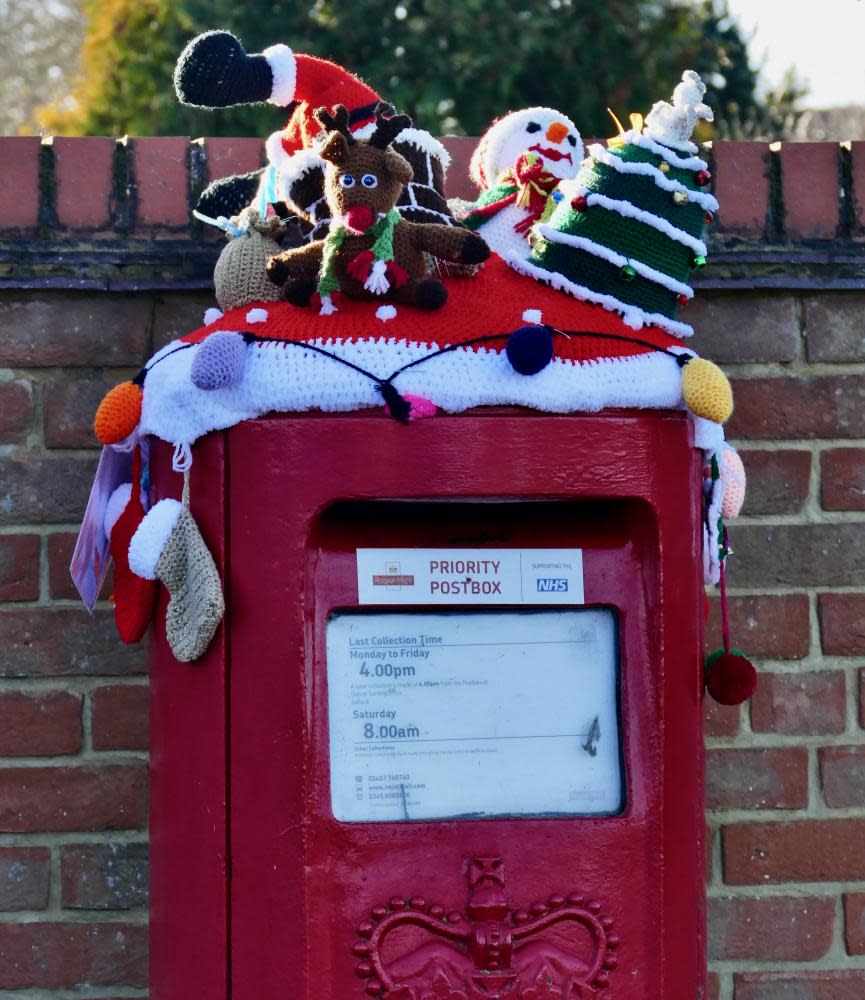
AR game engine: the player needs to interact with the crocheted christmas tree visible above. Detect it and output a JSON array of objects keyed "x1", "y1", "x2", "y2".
[{"x1": 510, "y1": 71, "x2": 719, "y2": 338}]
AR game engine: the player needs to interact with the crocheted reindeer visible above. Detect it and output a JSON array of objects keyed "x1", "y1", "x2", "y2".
[{"x1": 266, "y1": 105, "x2": 490, "y2": 312}]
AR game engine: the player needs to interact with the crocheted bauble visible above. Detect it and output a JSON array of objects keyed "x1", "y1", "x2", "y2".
[
  {"x1": 705, "y1": 648, "x2": 758, "y2": 706},
  {"x1": 94, "y1": 381, "x2": 143, "y2": 446},
  {"x1": 509, "y1": 72, "x2": 719, "y2": 338},
  {"x1": 213, "y1": 208, "x2": 285, "y2": 312},
  {"x1": 720, "y1": 446, "x2": 747, "y2": 519},
  {"x1": 681, "y1": 358, "x2": 733, "y2": 424},
  {"x1": 506, "y1": 324, "x2": 554, "y2": 375},
  {"x1": 191, "y1": 330, "x2": 247, "y2": 390}
]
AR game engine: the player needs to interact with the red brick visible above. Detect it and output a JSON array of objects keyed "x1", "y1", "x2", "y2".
[
  {"x1": 0, "y1": 136, "x2": 41, "y2": 230},
  {"x1": 92, "y1": 685, "x2": 149, "y2": 751},
  {"x1": 688, "y1": 292, "x2": 797, "y2": 364},
  {"x1": 731, "y1": 523, "x2": 865, "y2": 588},
  {"x1": 704, "y1": 698, "x2": 739, "y2": 738},
  {"x1": 705, "y1": 594, "x2": 810, "y2": 660},
  {"x1": 61, "y1": 841, "x2": 148, "y2": 909},
  {"x1": 0, "y1": 454, "x2": 98, "y2": 526},
  {"x1": 53, "y1": 136, "x2": 115, "y2": 230},
  {"x1": 130, "y1": 136, "x2": 190, "y2": 229},
  {"x1": 202, "y1": 136, "x2": 263, "y2": 180},
  {"x1": 0, "y1": 608, "x2": 147, "y2": 678},
  {"x1": 843, "y1": 892, "x2": 865, "y2": 954},
  {"x1": 0, "y1": 921, "x2": 147, "y2": 989},
  {"x1": 706, "y1": 748, "x2": 807, "y2": 810},
  {"x1": 0, "y1": 847, "x2": 50, "y2": 910},
  {"x1": 737, "y1": 450, "x2": 811, "y2": 515},
  {"x1": 440, "y1": 135, "x2": 477, "y2": 200},
  {"x1": 713, "y1": 141, "x2": 770, "y2": 234},
  {"x1": 707, "y1": 971, "x2": 720, "y2": 1000},
  {"x1": 821, "y1": 448, "x2": 865, "y2": 511},
  {"x1": 0, "y1": 533, "x2": 40, "y2": 601},
  {"x1": 820, "y1": 747, "x2": 865, "y2": 808},
  {"x1": 0, "y1": 292, "x2": 150, "y2": 366},
  {"x1": 152, "y1": 292, "x2": 217, "y2": 350},
  {"x1": 47, "y1": 531, "x2": 76, "y2": 600},
  {"x1": 735, "y1": 971, "x2": 865, "y2": 999},
  {"x1": 819, "y1": 593, "x2": 865, "y2": 654},
  {"x1": 805, "y1": 294, "x2": 865, "y2": 362},
  {"x1": 0, "y1": 764, "x2": 147, "y2": 832},
  {"x1": 728, "y1": 374, "x2": 865, "y2": 440},
  {"x1": 781, "y1": 142, "x2": 840, "y2": 239},
  {"x1": 723, "y1": 819, "x2": 865, "y2": 884},
  {"x1": 43, "y1": 375, "x2": 124, "y2": 448},
  {"x1": 751, "y1": 671, "x2": 845, "y2": 735},
  {"x1": 708, "y1": 894, "x2": 833, "y2": 960},
  {"x1": 0, "y1": 690, "x2": 82, "y2": 756},
  {"x1": 0, "y1": 379, "x2": 34, "y2": 443},
  {"x1": 851, "y1": 139, "x2": 865, "y2": 233}
]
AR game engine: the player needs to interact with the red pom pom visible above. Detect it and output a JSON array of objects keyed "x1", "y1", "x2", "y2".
[
  {"x1": 696, "y1": 169, "x2": 712, "y2": 187},
  {"x1": 677, "y1": 293, "x2": 689, "y2": 306},
  {"x1": 570, "y1": 194, "x2": 589, "y2": 211},
  {"x1": 705, "y1": 649, "x2": 757, "y2": 705},
  {"x1": 705, "y1": 211, "x2": 715, "y2": 224}
]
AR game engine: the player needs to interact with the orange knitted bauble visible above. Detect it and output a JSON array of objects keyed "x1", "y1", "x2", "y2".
[{"x1": 94, "y1": 381, "x2": 143, "y2": 445}]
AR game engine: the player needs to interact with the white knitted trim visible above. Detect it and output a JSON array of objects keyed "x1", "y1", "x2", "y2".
[
  {"x1": 589, "y1": 144, "x2": 719, "y2": 212},
  {"x1": 128, "y1": 499, "x2": 183, "y2": 580},
  {"x1": 139, "y1": 335, "x2": 702, "y2": 449},
  {"x1": 692, "y1": 415, "x2": 726, "y2": 453},
  {"x1": 352, "y1": 122, "x2": 451, "y2": 167},
  {"x1": 263, "y1": 45, "x2": 296, "y2": 106},
  {"x1": 535, "y1": 224, "x2": 693, "y2": 299},
  {"x1": 564, "y1": 186, "x2": 707, "y2": 256},
  {"x1": 104, "y1": 483, "x2": 132, "y2": 540},
  {"x1": 623, "y1": 131, "x2": 707, "y2": 170},
  {"x1": 505, "y1": 253, "x2": 694, "y2": 338}
]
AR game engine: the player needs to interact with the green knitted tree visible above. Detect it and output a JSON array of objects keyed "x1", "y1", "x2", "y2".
[{"x1": 513, "y1": 70, "x2": 719, "y2": 339}]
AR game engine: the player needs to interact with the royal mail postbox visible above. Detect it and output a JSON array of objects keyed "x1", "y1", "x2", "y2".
[{"x1": 148, "y1": 408, "x2": 706, "y2": 1000}]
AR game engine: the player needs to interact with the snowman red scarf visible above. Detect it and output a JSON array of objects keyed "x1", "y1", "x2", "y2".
[{"x1": 464, "y1": 153, "x2": 560, "y2": 235}]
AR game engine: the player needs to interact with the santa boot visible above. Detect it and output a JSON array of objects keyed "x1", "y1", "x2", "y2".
[
  {"x1": 104, "y1": 445, "x2": 156, "y2": 644},
  {"x1": 128, "y1": 470, "x2": 224, "y2": 663}
]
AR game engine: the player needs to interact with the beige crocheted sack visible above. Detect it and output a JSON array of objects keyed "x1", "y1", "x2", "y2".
[{"x1": 213, "y1": 207, "x2": 285, "y2": 311}]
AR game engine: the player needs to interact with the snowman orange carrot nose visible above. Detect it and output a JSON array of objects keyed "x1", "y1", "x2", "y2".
[{"x1": 546, "y1": 121, "x2": 569, "y2": 143}]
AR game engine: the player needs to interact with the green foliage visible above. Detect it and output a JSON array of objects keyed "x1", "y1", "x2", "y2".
[{"x1": 41, "y1": 0, "x2": 800, "y2": 141}]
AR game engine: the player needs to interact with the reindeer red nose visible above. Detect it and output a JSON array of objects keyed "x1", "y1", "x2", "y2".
[{"x1": 344, "y1": 204, "x2": 375, "y2": 233}]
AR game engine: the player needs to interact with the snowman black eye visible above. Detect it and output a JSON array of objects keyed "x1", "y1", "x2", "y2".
[
  {"x1": 339, "y1": 174, "x2": 356, "y2": 188},
  {"x1": 567, "y1": 134, "x2": 577, "y2": 147},
  {"x1": 526, "y1": 122, "x2": 541, "y2": 133},
  {"x1": 361, "y1": 174, "x2": 378, "y2": 188}
]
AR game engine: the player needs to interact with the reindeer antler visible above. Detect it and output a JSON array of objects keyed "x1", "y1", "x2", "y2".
[
  {"x1": 314, "y1": 104, "x2": 355, "y2": 144},
  {"x1": 369, "y1": 101, "x2": 413, "y2": 149}
]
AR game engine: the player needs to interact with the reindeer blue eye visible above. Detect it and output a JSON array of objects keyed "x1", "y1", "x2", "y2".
[
  {"x1": 361, "y1": 174, "x2": 378, "y2": 188},
  {"x1": 339, "y1": 174, "x2": 356, "y2": 188}
]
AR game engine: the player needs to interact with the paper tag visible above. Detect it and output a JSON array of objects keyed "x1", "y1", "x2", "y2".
[
  {"x1": 356, "y1": 548, "x2": 584, "y2": 605},
  {"x1": 69, "y1": 441, "x2": 148, "y2": 612}
]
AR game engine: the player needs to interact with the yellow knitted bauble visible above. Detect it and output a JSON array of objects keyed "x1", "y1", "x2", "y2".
[{"x1": 682, "y1": 358, "x2": 733, "y2": 423}]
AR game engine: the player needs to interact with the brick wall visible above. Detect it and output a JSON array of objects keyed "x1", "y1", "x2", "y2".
[{"x1": 0, "y1": 135, "x2": 863, "y2": 999}]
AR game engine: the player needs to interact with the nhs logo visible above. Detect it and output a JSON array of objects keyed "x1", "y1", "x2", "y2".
[{"x1": 537, "y1": 578, "x2": 569, "y2": 593}]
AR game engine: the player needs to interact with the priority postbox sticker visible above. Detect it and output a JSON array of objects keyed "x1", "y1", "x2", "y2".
[{"x1": 355, "y1": 548, "x2": 584, "y2": 605}]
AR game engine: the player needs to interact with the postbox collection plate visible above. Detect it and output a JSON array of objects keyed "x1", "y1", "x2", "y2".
[{"x1": 326, "y1": 608, "x2": 622, "y2": 822}]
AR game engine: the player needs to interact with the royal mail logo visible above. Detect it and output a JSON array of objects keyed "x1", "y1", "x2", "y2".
[
  {"x1": 537, "y1": 578, "x2": 569, "y2": 592},
  {"x1": 372, "y1": 562, "x2": 415, "y2": 588}
]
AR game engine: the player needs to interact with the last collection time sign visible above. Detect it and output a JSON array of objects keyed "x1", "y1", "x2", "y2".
[{"x1": 326, "y1": 608, "x2": 622, "y2": 822}]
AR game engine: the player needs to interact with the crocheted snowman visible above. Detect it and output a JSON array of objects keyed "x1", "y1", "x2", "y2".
[{"x1": 463, "y1": 108, "x2": 583, "y2": 260}]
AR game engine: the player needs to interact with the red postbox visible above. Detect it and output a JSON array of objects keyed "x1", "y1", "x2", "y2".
[{"x1": 149, "y1": 407, "x2": 706, "y2": 1000}]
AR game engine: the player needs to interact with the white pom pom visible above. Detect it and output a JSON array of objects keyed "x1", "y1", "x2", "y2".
[
  {"x1": 364, "y1": 258, "x2": 390, "y2": 295},
  {"x1": 319, "y1": 295, "x2": 338, "y2": 316},
  {"x1": 522, "y1": 308, "x2": 543, "y2": 325},
  {"x1": 375, "y1": 304, "x2": 397, "y2": 322},
  {"x1": 245, "y1": 308, "x2": 268, "y2": 323},
  {"x1": 204, "y1": 307, "x2": 223, "y2": 326}
]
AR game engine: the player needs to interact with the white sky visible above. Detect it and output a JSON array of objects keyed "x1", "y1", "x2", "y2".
[{"x1": 726, "y1": 0, "x2": 865, "y2": 107}]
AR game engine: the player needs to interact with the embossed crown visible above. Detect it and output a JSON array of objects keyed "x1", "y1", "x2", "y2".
[{"x1": 351, "y1": 858, "x2": 619, "y2": 999}]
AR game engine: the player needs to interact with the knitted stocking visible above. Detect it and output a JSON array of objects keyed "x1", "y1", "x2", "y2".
[
  {"x1": 104, "y1": 446, "x2": 156, "y2": 644},
  {"x1": 128, "y1": 470, "x2": 224, "y2": 663}
]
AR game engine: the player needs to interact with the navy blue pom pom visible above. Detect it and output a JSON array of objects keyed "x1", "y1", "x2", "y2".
[{"x1": 505, "y1": 325, "x2": 554, "y2": 375}]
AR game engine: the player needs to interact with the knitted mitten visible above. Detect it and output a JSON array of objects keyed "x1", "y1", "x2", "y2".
[
  {"x1": 104, "y1": 446, "x2": 156, "y2": 644},
  {"x1": 128, "y1": 472, "x2": 224, "y2": 663}
]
